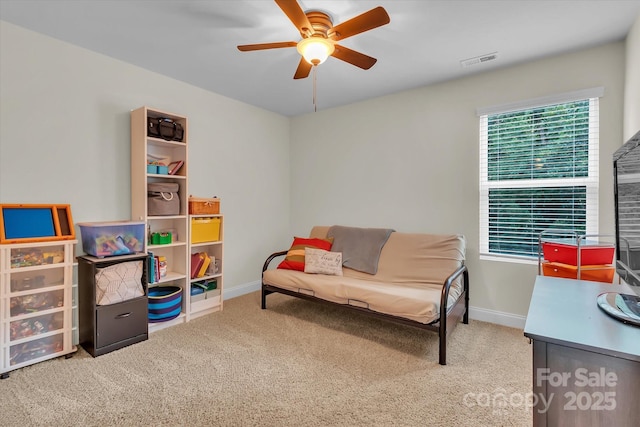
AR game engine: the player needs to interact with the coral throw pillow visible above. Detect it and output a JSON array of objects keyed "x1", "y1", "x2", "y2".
[{"x1": 277, "y1": 237, "x2": 333, "y2": 271}]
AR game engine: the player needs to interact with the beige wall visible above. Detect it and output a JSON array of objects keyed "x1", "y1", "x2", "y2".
[
  {"x1": 0, "y1": 20, "x2": 630, "y2": 322},
  {"x1": 0, "y1": 21, "x2": 292, "y2": 292},
  {"x1": 624, "y1": 14, "x2": 640, "y2": 140},
  {"x1": 290, "y1": 42, "x2": 625, "y2": 322}
]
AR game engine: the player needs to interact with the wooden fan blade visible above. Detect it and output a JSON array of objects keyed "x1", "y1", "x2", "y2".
[
  {"x1": 331, "y1": 6, "x2": 390, "y2": 41},
  {"x1": 275, "y1": 0, "x2": 313, "y2": 36},
  {"x1": 293, "y1": 57, "x2": 312, "y2": 79},
  {"x1": 331, "y1": 44, "x2": 377, "y2": 70},
  {"x1": 237, "y1": 41, "x2": 297, "y2": 51}
]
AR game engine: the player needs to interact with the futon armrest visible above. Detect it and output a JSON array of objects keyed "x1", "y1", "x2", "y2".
[
  {"x1": 262, "y1": 250, "x2": 288, "y2": 273},
  {"x1": 439, "y1": 264, "x2": 469, "y2": 322}
]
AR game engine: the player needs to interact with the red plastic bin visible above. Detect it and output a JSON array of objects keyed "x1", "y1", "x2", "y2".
[{"x1": 541, "y1": 240, "x2": 615, "y2": 266}]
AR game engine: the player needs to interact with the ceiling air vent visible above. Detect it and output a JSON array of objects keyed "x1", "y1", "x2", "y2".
[{"x1": 460, "y1": 52, "x2": 498, "y2": 68}]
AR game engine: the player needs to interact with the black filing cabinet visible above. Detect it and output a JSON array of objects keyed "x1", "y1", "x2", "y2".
[{"x1": 78, "y1": 253, "x2": 149, "y2": 357}]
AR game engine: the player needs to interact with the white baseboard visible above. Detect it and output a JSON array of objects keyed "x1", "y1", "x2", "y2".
[
  {"x1": 224, "y1": 280, "x2": 261, "y2": 300},
  {"x1": 469, "y1": 305, "x2": 526, "y2": 329},
  {"x1": 225, "y1": 282, "x2": 527, "y2": 330}
]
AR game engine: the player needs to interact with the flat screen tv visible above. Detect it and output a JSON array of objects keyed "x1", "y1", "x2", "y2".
[{"x1": 597, "y1": 130, "x2": 640, "y2": 326}]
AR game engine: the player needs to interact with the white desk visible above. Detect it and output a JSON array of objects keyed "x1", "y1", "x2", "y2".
[{"x1": 524, "y1": 275, "x2": 640, "y2": 426}]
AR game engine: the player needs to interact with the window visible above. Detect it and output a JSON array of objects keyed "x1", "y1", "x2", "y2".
[{"x1": 479, "y1": 89, "x2": 601, "y2": 260}]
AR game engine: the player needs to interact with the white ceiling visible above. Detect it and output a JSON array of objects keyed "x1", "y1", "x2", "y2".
[{"x1": 1, "y1": 0, "x2": 639, "y2": 116}]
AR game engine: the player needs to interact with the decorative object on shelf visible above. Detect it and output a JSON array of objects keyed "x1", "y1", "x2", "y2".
[
  {"x1": 148, "y1": 286, "x2": 183, "y2": 323},
  {"x1": 158, "y1": 256, "x2": 168, "y2": 278},
  {"x1": 0, "y1": 204, "x2": 75, "y2": 244},
  {"x1": 147, "y1": 182, "x2": 180, "y2": 216},
  {"x1": 188, "y1": 196, "x2": 220, "y2": 214}
]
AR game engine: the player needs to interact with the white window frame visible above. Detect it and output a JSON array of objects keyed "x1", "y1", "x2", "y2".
[{"x1": 478, "y1": 88, "x2": 603, "y2": 262}]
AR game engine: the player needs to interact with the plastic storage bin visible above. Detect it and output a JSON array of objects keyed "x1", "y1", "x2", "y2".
[
  {"x1": 79, "y1": 221, "x2": 145, "y2": 257},
  {"x1": 541, "y1": 239, "x2": 615, "y2": 266},
  {"x1": 191, "y1": 217, "x2": 221, "y2": 243},
  {"x1": 541, "y1": 262, "x2": 615, "y2": 283},
  {"x1": 10, "y1": 333, "x2": 64, "y2": 366},
  {"x1": 10, "y1": 289, "x2": 65, "y2": 316}
]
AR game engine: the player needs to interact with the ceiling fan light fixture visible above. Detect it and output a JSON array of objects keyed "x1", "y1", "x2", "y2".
[{"x1": 297, "y1": 37, "x2": 334, "y2": 66}]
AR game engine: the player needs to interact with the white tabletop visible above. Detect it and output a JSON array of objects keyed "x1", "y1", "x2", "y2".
[{"x1": 524, "y1": 275, "x2": 640, "y2": 361}]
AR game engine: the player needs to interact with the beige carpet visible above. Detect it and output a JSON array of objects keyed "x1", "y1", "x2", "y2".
[{"x1": 2, "y1": 292, "x2": 532, "y2": 426}]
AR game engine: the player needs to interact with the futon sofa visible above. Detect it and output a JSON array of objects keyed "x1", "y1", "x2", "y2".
[{"x1": 261, "y1": 226, "x2": 469, "y2": 365}]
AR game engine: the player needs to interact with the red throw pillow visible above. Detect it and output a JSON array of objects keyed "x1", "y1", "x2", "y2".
[{"x1": 277, "y1": 237, "x2": 333, "y2": 271}]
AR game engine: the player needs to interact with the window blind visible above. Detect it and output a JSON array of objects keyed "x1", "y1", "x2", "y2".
[{"x1": 479, "y1": 97, "x2": 599, "y2": 259}]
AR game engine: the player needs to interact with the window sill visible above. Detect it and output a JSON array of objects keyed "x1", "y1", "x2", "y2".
[{"x1": 480, "y1": 253, "x2": 539, "y2": 266}]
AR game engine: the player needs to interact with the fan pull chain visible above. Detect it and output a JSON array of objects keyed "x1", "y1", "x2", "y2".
[{"x1": 313, "y1": 65, "x2": 317, "y2": 113}]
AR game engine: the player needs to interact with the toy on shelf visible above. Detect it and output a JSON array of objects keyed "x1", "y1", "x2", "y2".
[{"x1": 0, "y1": 204, "x2": 75, "y2": 244}]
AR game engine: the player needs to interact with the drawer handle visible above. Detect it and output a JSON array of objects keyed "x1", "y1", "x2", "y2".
[{"x1": 115, "y1": 312, "x2": 132, "y2": 319}]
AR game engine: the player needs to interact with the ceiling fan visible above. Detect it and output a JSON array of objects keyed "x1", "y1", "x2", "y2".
[{"x1": 237, "y1": 0, "x2": 390, "y2": 79}]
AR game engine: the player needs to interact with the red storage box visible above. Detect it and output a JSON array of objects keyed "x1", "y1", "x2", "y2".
[
  {"x1": 542, "y1": 262, "x2": 615, "y2": 283},
  {"x1": 541, "y1": 239, "x2": 615, "y2": 266}
]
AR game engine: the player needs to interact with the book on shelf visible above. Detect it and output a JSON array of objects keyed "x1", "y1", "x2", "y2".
[
  {"x1": 168, "y1": 160, "x2": 184, "y2": 175},
  {"x1": 190, "y1": 252, "x2": 204, "y2": 279},
  {"x1": 197, "y1": 253, "x2": 211, "y2": 278},
  {"x1": 148, "y1": 251, "x2": 155, "y2": 284}
]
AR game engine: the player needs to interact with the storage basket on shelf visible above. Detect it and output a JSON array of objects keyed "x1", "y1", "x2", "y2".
[
  {"x1": 148, "y1": 286, "x2": 182, "y2": 322},
  {"x1": 147, "y1": 182, "x2": 180, "y2": 216},
  {"x1": 188, "y1": 196, "x2": 220, "y2": 215}
]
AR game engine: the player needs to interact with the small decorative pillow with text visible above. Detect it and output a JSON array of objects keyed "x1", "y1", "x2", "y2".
[
  {"x1": 304, "y1": 247, "x2": 343, "y2": 276},
  {"x1": 277, "y1": 237, "x2": 333, "y2": 271}
]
